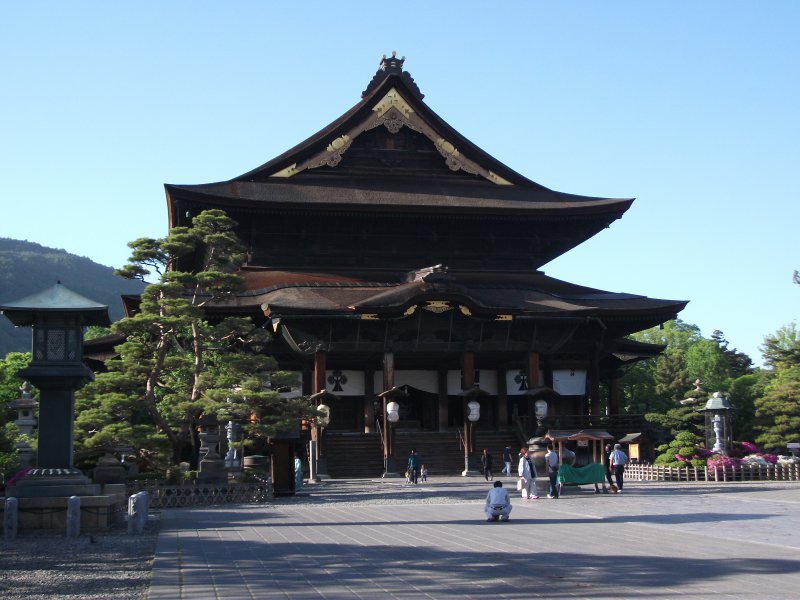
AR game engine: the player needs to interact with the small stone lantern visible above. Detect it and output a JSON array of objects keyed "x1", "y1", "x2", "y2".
[
  {"x1": 699, "y1": 392, "x2": 734, "y2": 455},
  {"x1": 10, "y1": 381, "x2": 37, "y2": 467}
]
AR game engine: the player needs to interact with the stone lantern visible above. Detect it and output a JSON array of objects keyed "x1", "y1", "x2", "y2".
[
  {"x1": 461, "y1": 385, "x2": 486, "y2": 476},
  {"x1": 377, "y1": 386, "x2": 405, "y2": 478},
  {"x1": 699, "y1": 392, "x2": 734, "y2": 455},
  {"x1": 0, "y1": 281, "x2": 109, "y2": 497}
]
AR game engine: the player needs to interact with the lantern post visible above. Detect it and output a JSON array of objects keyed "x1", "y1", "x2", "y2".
[{"x1": 0, "y1": 282, "x2": 109, "y2": 497}]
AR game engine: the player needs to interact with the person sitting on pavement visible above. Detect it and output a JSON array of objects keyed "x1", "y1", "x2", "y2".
[{"x1": 484, "y1": 480, "x2": 512, "y2": 521}]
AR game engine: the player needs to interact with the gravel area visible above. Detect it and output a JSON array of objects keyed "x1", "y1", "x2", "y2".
[{"x1": 0, "y1": 516, "x2": 160, "y2": 600}]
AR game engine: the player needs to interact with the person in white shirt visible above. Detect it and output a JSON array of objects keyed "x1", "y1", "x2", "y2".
[
  {"x1": 518, "y1": 447, "x2": 538, "y2": 500},
  {"x1": 609, "y1": 443, "x2": 629, "y2": 491},
  {"x1": 484, "y1": 480, "x2": 512, "y2": 521}
]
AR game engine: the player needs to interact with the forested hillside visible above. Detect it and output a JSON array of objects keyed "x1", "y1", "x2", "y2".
[{"x1": 0, "y1": 238, "x2": 145, "y2": 356}]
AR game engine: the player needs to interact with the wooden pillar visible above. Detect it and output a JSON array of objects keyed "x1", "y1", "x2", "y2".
[
  {"x1": 462, "y1": 351, "x2": 474, "y2": 454},
  {"x1": 382, "y1": 352, "x2": 394, "y2": 462},
  {"x1": 364, "y1": 368, "x2": 375, "y2": 433},
  {"x1": 609, "y1": 373, "x2": 620, "y2": 416},
  {"x1": 437, "y1": 369, "x2": 448, "y2": 431},
  {"x1": 527, "y1": 351, "x2": 539, "y2": 418},
  {"x1": 301, "y1": 363, "x2": 313, "y2": 395},
  {"x1": 312, "y1": 351, "x2": 326, "y2": 459},
  {"x1": 382, "y1": 352, "x2": 394, "y2": 391},
  {"x1": 528, "y1": 352, "x2": 540, "y2": 386},
  {"x1": 313, "y1": 351, "x2": 327, "y2": 395},
  {"x1": 496, "y1": 366, "x2": 508, "y2": 427},
  {"x1": 589, "y1": 356, "x2": 601, "y2": 418}
]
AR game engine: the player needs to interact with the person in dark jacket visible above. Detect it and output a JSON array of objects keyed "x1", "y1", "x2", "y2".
[
  {"x1": 407, "y1": 449, "x2": 420, "y2": 484},
  {"x1": 502, "y1": 445, "x2": 513, "y2": 476},
  {"x1": 481, "y1": 448, "x2": 493, "y2": 481}
]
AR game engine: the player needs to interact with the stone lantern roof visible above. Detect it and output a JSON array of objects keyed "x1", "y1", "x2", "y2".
[{"x1": 700, "y1": 391, "x2": 734, "y2": 412}]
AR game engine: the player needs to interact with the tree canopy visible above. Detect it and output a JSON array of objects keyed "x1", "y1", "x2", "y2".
[{"x1": 74, "y1": 209, "x2": 315, "y2": 472}]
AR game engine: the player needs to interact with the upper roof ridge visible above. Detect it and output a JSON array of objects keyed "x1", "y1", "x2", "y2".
[{"x1": 362, "y1": 51, "x2": 424, "y2": 100}]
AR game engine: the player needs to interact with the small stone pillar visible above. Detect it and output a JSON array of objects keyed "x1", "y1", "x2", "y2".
[
  {"x1": 4, "y1": 497, "x2": 18, "y2": 540},
  {"x1": 66, "y1": 496, "x2": 81, "y2": 538},
  {"x1": 127, "y1": 491, "x2": 149, "y2": 534}
]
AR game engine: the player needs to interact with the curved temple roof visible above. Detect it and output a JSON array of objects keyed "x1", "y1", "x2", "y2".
[{"x1": 166, "y1": 56, "x2": 633, "y2": 229}]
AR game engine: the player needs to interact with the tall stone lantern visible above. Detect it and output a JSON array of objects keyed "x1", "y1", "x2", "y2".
[
  {"x1": 0, "y1": 282, "x2": 109, "y2": 496},
  {"x1": 699, "y1": 392, "x2": 734, "y2": 455}
]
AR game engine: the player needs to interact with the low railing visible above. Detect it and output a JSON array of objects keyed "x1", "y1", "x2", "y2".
[
  {"x1": 625, "y1": 463, "x2": 800, "y2": 483},
  {"x1": 126, "y1": 479, "x2": 270, "y2": 508}
]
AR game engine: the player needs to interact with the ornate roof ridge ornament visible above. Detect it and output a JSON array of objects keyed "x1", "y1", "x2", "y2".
[
  {"x1": 362, "y1": 51, "x2": 424, "y2": 99},
  {"x1": 409, "y1": 264, "x2": 449, "y2": 282}
]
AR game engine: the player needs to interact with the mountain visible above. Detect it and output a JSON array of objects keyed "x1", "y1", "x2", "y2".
[{"x1": 0, "y1": 238, "x2": 146, "y2": 357}]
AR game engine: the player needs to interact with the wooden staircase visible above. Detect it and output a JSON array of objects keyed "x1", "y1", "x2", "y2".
[
  {"x1": 324, "y1": 432, "x2": 383, "y2": 478},
  {"x1": 324, "y1": 428, "x2": 523, "y2": 478}
]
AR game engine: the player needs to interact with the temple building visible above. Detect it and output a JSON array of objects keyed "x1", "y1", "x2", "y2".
[{"x1": 134, "y1": 55, "x2": 687, "y2": 476}]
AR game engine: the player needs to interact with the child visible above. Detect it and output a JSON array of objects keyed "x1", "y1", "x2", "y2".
[{"x1": 419, "y1": 464, "x2": 428, "y2": 482}]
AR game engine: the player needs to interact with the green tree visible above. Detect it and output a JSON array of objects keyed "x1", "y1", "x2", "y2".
[
  {"x1": 754, "y1": 322, "x2": 800, "y2": 451},
  {"x1": 684, "y1": 339, "x2": 733, "y2": 394},
  {"x1": 761, "y1": 322, "x2": 800, "y2": 368},
  {"x1": 710, "y1": 330, "x2": 754, "y2": 377},
  {"x1": 645, "y1": 380, "x2": 706, "y2": 438},
  {"x1": 75, "y1": 209, "x2": 314, "y2": 470},
  {"x1": 0, "y1": 352, "x2": 32, "y2": 474},
  {"x1": 754, "y1": 366, "x2": 800, "y2": 451},
  {"x1": 728, "y1": 373, "x2": 762, "y2": 443}
]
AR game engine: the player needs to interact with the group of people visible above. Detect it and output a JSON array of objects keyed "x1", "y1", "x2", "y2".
[
  {"x1": 484, "y1": 441, "x2": 629, "y2": 521},
  {"x1": 405, "y1": 442, "x2": 629, "y2": 521}
]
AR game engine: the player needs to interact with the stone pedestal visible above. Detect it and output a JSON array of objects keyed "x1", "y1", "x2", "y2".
[
  {"x1": 461, "y1": 453, "x2": 481, "y2": 477},
  {"x1": 9, "y1": 493, "x2": 126, "y2": 532},
  {"x1": 5, "y1": 468, "x2": 100, "y2": 498},
  {"x1": 198, "y1": 428, "x2": 226, "y2": 483},
  {"x1": 93, "y1": 454, "x2": 128, "y2": 485}
]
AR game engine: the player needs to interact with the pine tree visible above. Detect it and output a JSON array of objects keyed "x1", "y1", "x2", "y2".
[{"x1": 75, "y1": 209, "x2": 313, "y2": 470}]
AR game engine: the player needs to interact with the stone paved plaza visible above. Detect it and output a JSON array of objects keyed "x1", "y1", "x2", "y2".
[{"x1": 149, "y1": 477, "x2": 800, "y2": 599}]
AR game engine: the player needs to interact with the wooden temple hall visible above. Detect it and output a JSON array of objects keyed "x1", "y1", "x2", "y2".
[{"x1": 161, "y1": 54, "x2": 687, "y2": 477}]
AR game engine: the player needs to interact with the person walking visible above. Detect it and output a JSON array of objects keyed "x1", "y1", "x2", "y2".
[
  {"x1": 544, "y1": 444, "x2": 559, "y2": 499},
  {"x1": 484, "y1": 480, "x2": 512, "y2": 521},
  {"x1": 407, "y1": 449, "x2": 420, "y2": 484},
  {"x1": 502, "y1": 445, "x2": 512, "y2": 476},
  {"x1": 481, "y1": 448, "x2": 493, "y2": 481},
  {"x1": 609, "y1": 443, "x2": 629, "y2": 491},
  {"x1": 517, "y1": 447, "x2": 538, "y2": 500},
  {"x1": 604, "y1": 444, "x2": 614, "y2": 488}
]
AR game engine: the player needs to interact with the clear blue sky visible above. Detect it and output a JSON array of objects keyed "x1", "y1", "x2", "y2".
[{"x1": 1, "y1": 2, "x2": 798, "y2": 366}]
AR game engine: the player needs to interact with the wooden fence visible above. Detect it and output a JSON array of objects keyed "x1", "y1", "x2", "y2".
[
  {"x1": 625, "y1": 463, "x2": 800, "y2": 483},
  {"x1": 126, "y1": 480, "x2": 271, "y2": 508}
]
